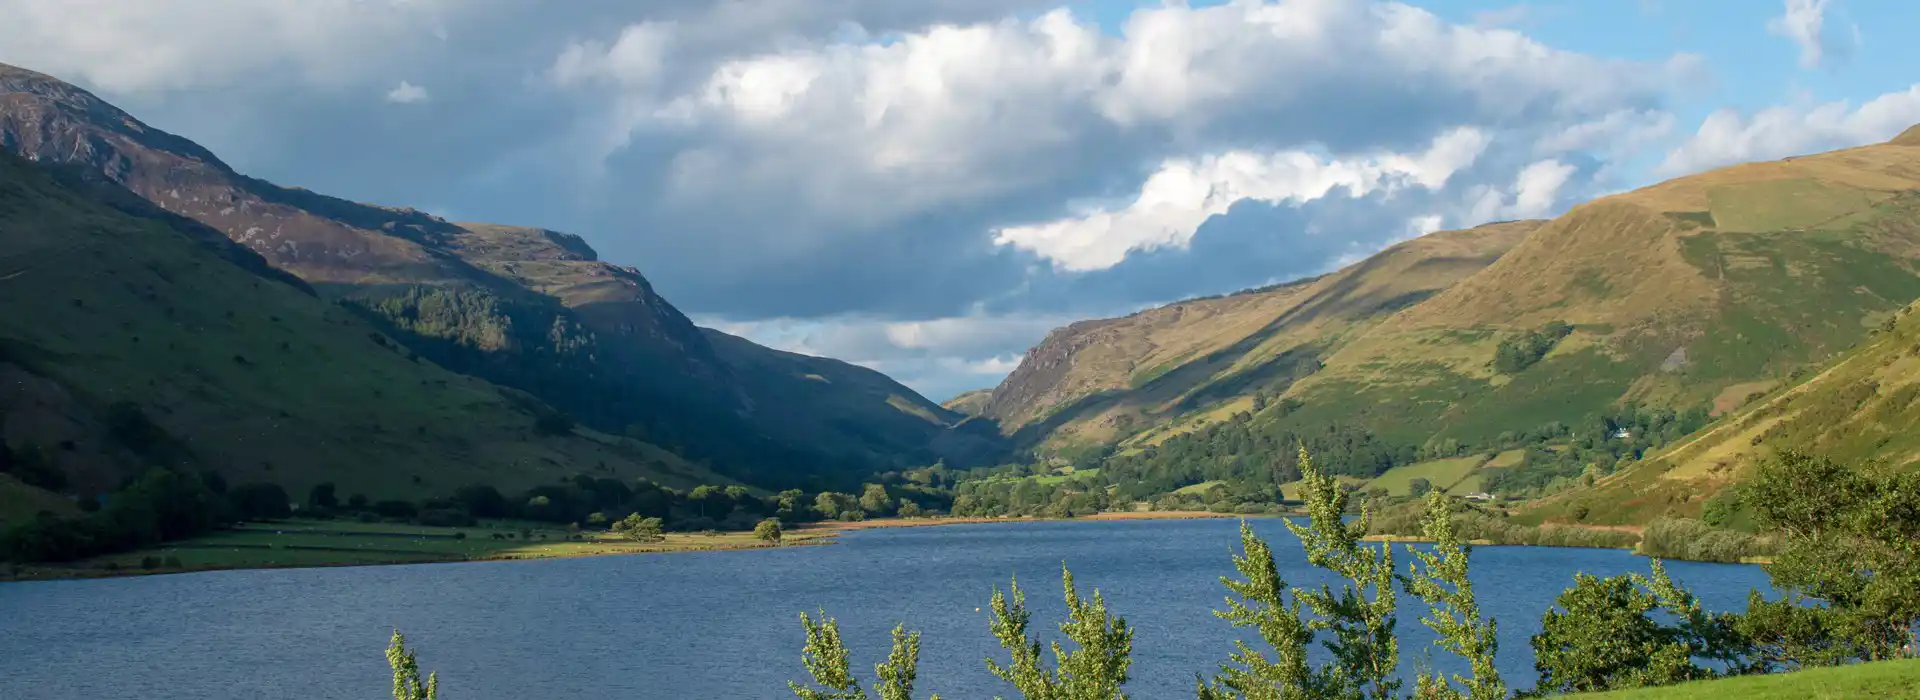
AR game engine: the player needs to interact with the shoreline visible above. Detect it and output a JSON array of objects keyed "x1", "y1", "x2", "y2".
[
  {"x1": 6, "y1": 510, "x2": 1749, "y2": 583},
  {"x1": 1, "y1": 511, "x2": 1282, "y2": 583}
]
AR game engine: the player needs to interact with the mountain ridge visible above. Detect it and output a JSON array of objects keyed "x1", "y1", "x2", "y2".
[{"x1": 0, "y1": 62, "x2": 1005, "y2": 487}]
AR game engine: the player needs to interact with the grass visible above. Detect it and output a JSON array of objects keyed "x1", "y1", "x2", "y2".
[
  {"x1": 1363, "y1": 456, "x2": 1486, "y2": 496},
  {"x1": 1571, "y1": 658, "x2": 1920, "y2": 698},
  {"x1": 0, "y1": 472, "x2": 77, "y2": 526},
  {"x1": 1, "y1": 518, "x2": 826, "y2": 580}
]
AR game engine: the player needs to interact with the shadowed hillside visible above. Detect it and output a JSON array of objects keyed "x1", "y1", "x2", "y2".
[
  {"x1": 0, "y1": 62, "x2": 1007, "y2": 487},
  {"x1": 0, "y1": 150, "x2": 727, "y2": 525}
]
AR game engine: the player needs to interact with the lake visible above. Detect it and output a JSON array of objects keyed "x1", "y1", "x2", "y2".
[{"x1": 0, "y1": 518, "x2": 1773, "y2": 699}]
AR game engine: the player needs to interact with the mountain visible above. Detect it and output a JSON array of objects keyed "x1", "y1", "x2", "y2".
[
  {"x1": 1273, "y1": 131, "x2": 1920, "y2": 448},
  {"x1": 0, "y1": 63, "x2": 1006, "y2": 487},
  {"x1": 942, "y1": 389, "x2": 995, "y2": 418},
  {"x1": 977, "y1": 126, "x2": 1920, "y2": 477},
  {"x1": 0, "y1": 148, "x2": 726, "y2": 525},
  {"x1": 978, "y1": 219, "x2": 1543, "y2": 450},
  {"x1": 1518, "y1": 297, "x2": 1920, "y2": 527}
]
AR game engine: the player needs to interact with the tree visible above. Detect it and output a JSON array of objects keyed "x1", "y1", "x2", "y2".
[
  {"x1": 228, "y1": 483, "x2": 292, "y2": 520},
  {"x1": 985, "y1": 567, "x2": 1133, "y2": 699},
  {"x1": 756, "y1": 518, "x2": 784, "y2": 545},
  {"x1": 1744, "y1": 451, "x2": 1920, "y2": 660},
  {"x1": 308, "y1": 482, "x2": 339, "y2": 511},
  {"x1": 790, "y1": 612, "x2": 937, "y2": 700},
  {"x1": 387, "y1": 629, "x2": 439, "y2": 700},
  {"x1": 1407, "y1": 478, "x2": 1433, "y2": 498},
  {"x1": 1401, "y1": 492, "x2": 1503, "y2": 700},
  {"x1": 1530, "y1": 562, "x2": 1724, "y2": 694},
  {"x1": 1281, "y1": 447, "x2": 1400, "y2": 699},
  {"x1": 1198, "y1": 522, "x2": 1318, "y2": 699},
  {"x1": 897, "y1": 501, "x2": 924, "y2": 519},
  {"x1": 611, "y1": 513, "x2": 664, "y2": 542},
  {"x1": 860, "y1": 484, "x2": 895, "y2": 517}
]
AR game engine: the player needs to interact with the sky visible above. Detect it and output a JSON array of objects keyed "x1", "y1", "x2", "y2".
[{"x1": 5, "y1": 0, "x2": 1919, "y2": 401}]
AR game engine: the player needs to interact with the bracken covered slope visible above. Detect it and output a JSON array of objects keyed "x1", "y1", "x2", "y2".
[
  {"x1": 1521, "y1": 297, "x2": 1920, "y2": 527},
  {"x1": 1283, "y1": 131, "x2": 1920, "y2": 446},
  {"x1": 0, "y1": 150, "x2": 726, "y2": 525},
  {"x1": 980, "y1": 220, "x2": 1542, "y2": 449}
]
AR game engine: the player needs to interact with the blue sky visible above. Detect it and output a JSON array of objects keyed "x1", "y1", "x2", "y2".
[{"x1": 3, "y1": 0, "x2": 1917, "y2": 400}]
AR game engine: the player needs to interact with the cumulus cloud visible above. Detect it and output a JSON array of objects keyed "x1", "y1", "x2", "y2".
[
  {"x1": 385, "y1": 80, "x2": 430, "y2": 104},
  {"x1": 992, "y1": 127, "x2": 1490, "y2": 272},
  {"x1": 1767, "y1": 0, "x2": 1857, "y2": 69},
  {"x1": 1658, "y1": 84, "x2": 1920, "y2": 176},
  {"x1": 0, "y1": 0, "x2": 459, "y2": 93},
  {"x1": 538, "y1": 0, "x2": 1684, "y2": 319}
]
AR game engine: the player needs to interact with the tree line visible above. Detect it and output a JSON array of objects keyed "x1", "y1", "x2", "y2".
[{"x1": 0, "y1": 465, "x2": 962, "y2": 565}]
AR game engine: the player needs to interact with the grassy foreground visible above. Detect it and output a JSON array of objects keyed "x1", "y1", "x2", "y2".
[
  {"x1": 1572, "y1": 658, "x2": 1920, "y2": 698},
  {"x1": 0, "y1": 518, "x2": 834, "y2": 581}
]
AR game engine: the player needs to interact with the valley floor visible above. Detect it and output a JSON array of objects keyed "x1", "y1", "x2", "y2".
[{"x1": 1571, "y1": 658, "x2": 1920, "y2": 698}]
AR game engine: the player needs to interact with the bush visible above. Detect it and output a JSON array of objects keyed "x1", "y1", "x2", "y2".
[
  {"x1": 373, "y1": 500, "x2": 419, "y2": 519},
  {"x1": 1635, "y1": 518, "x2": 1774, "y2": 563}
]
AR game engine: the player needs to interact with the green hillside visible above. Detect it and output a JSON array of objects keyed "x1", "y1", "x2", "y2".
[
  {"x1": 964, "y1": 128, "x2": 1920, "y2": 509},
  {"x1": 0, "y1": 150, "x2": 726, "y2": 523},
  {"x1": 982, "y1": 219, "x2": 1542, "y2": 450},
  {"x1": 1522, "y1": 297, "x2": 1920, "y2": 527}
]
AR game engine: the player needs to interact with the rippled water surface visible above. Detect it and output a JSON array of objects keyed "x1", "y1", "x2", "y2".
[{"x1": 0, "y1": 519, "x2": 1774, "y2": 699}]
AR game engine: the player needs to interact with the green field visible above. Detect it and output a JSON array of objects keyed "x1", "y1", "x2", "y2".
[
  {"x1": 3, "y1": 518, "x2": 818, "y2": 580},
  {"x1": 1364, "y1": 456, "x2": 1487, "y2": 496},
  {"x1": 1572, "y1": 658, "x2": 1920, "y2": 698}
]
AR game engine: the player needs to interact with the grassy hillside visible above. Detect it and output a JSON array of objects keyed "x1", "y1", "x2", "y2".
[
  {"x1": 700, "y1": 329, "x2": 1008, "y2": 471},
  {"x1": 982, "y1": 220, "x2": 1541, "y2": 450},
  {"x1": 0, "y1": 151, "x2": 727, "y2": 512},
  {"x1": 1572, "y1": 658, "x2": 1920, "y2": 698},
  {"x1": 943, "y1": 389, "x2": 994, "y2": 417},
  {"x1": 1521, "y1": 297, "x2": 1920, "y2": 526},
  {"x1": 1288, "y1": 136, "x2": 1920, "y2": 448}
]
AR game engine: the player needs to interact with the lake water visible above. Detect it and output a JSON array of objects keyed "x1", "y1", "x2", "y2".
[{"x1": 0, "y1": 518, "x2": 1774, "y2": 699}]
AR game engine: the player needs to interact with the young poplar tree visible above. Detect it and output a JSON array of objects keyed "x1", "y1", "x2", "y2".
[
  {"x1": 985, "y1": 566, "x2": 1134, "y2": 699},
  {"x1": 387, "y1": 629, "x2": 439, "y2": 700},
  {"x1": 1401, "y1": 491, "x2": 1504, "y2": 700},
  {"x1": 790, "y1": 611, "x2": 937, "y2": 700},
  {"x1": 1196, "y1": 521, "x2": 1321, "y2": 700},
  {"x1": 1281, "y1": 446, "x2": 1401, "y2": 699}
]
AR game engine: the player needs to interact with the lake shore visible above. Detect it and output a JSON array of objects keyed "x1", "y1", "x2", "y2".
[{"x1": 1, "y1": 510, "x2": 1282, "y2": 583}]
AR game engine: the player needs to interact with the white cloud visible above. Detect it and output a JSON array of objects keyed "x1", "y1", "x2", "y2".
[
  {"x1": 385, "y1": 80, "x2": 430, "y2": 104},
  {"x1": 1658, "y1": 84, "x2": 1920, "y2": 177},
  {"x1": 990, "y1": 127, "x2": 1491, "y2": 272},
  {"x1": 1465, "y1": 158, "x2": 1577, "y2": 223},
  {"x1": 1767, "y1": 0, "x2": 1856, "y2": 69},
  {"x1": 551, "y1": 0, "x2": 1686, "y2": 236},
  {"x1": 0, "y1": 0, "x2": 460, "y2": 94}
]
